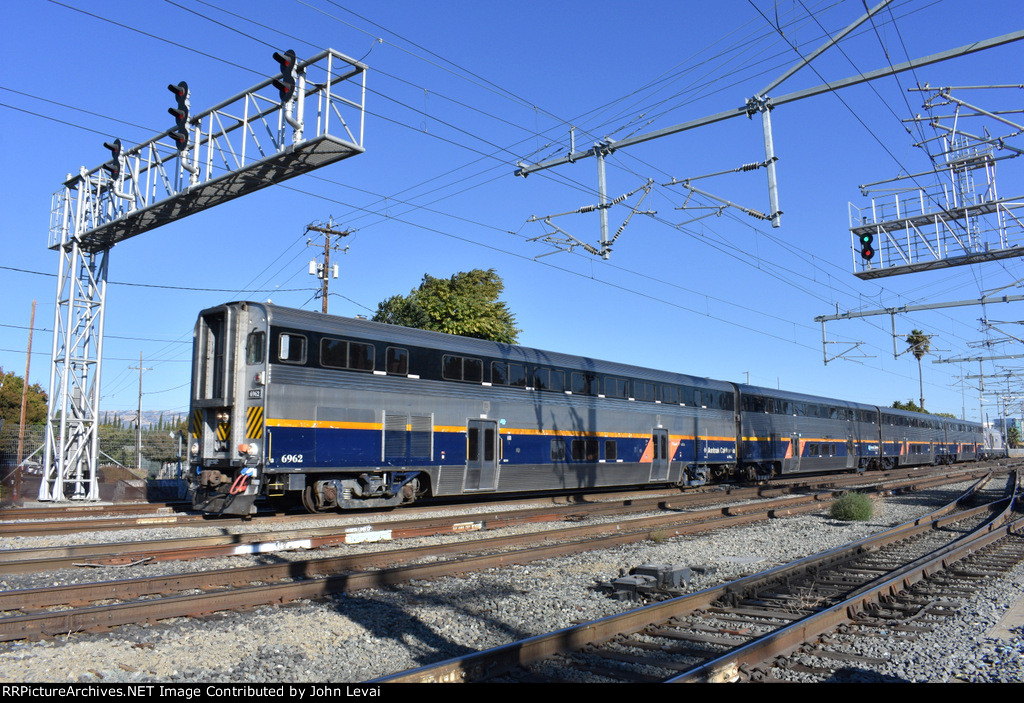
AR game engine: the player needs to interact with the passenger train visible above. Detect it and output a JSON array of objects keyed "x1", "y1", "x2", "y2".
[{"x1": 188, "y1": 302, "x2": 988, "y2": 516}]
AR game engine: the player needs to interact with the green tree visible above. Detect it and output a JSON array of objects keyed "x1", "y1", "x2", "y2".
[
  {"x1": 905, "y1": 329, "x2": 931, "y2": 411},
  {"x1": 1007, "y1": 425, "x2": 1020, "y2": 449},
  {"x1": 892, "y1": 399, "x2": 924, "y2": 413},
  {"x1": 0, "y1": 369, "x2": 47, "y2": 425},
  {"x1": 373, "y1": 269, "x2": 521, "y2": 343}
]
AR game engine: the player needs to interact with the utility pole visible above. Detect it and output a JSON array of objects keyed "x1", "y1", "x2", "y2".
[
  {"x1": 130, "y1": 353, "x2": 151, "y2": 473},
  {"x1": 15, "y1": 300, "x2": 36, "y2": 503},
  {"x1": 307, "y1": 218, "x2": 352, "y2": 314}
]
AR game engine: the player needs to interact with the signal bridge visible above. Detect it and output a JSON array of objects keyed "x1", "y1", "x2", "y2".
[{"x1": 41, "y1": 48, "x2": 367, "y2": 502}]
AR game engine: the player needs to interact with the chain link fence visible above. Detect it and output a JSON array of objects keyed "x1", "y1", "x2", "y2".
[{"x1": 0, "y1": 422, "x2": 190, "y2": 503}]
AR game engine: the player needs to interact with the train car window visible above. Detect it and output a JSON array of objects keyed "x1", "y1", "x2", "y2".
[
  {"x1": 349, "y1": 342, "x2": 374, "y2": 371},
  {"x1": 571, "y1": 439, "x2": 599, "y2": 461},
  {"x1": 386, "y1": 347, "x2": 408, "y2": 375},
  {"x1": 633, "y1": 381, "x2": 654, "y2": 402},
  {"x1": 806, "y1": 442, "x2": 819, "y2": 456},
  {"x1": 550, "y1": 370, "x2": 565, "y2": 392},
  {"x1": 278, "y1": 333, "x2": 307, "y2": 364},
  {"x1": 245, "y1": 331, "x2": 265, "y2": 365},
  {"x1": 550, "y1": 438, "x2": 566, "y2": 461},
  {"x1": 491, "y1": 362, "x2": 508, "y2": 385},
  {"x1": 508, "y1": 364, "x2": 526, "y2": 387},
  {"x1": 467, "y1": 427, "x2": 479, "y2": 460},
  {"x1": 605, "y1": 377, "x2": 628, "y2": 399},
  {"x1": 532, "y1": 368, "x2": 548, "y2": 390},
  {"x1": 605, "y1": 440, "x2": 617, "y2": 461},
  {"x1": 661, "y1": 385, "x2": 679, "y2": 405},
  {"x1": 442, "y1": 355, "x2": 462, "y2": 380},
  {"x1": 320, "y1": 338, "x2": 348, "y2": 368},
  {"x1": 720, "y1": 393, "x2": 734, "y2": 411},
  {"x1": 443, "y1": 355, "x2": 483, "y2": 382},
  {"x1": 483, "y1": 428, "x2": 496, "y2": 461},
  {"x1": 571, "y1": 372, "x2": 597, "y2": 395},
  {"x1": 647, "y1": 432, "x2": 669, "y2": 460}
]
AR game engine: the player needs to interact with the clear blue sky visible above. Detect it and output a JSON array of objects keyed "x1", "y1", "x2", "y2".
[{"x1": 1, "y1": 0, "x2": 1022, "y2": 424}]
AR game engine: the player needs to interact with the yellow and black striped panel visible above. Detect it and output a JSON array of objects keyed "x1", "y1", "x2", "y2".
[
  {"x1": 246, "y1": 406, "x2": 264, "y2": 438},
  {"x1": 216, "y1": 421, "x2": 230, "y2": 441},
  {"x1": 190, "y1": 409, "x2": 202, "y2": 439}
]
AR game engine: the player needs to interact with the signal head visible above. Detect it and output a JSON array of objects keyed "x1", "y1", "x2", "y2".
[
  {"x1": 273, "y1": 49, "x2": 296, "y2": 72},
  {"x1": 272, "y1": 50, "x2": 297, "y2": 102},
  {"x1": 103, "y1": 138, "x2": 122, "y2": 159},
  {"x1": 859, "y1": 232, "x2": 875, "y2": 261},
  {"x1": 168, "y1": 81, "x2": 189, "y2": 100},
  {"x1": 103, "y1": 138, "x2": 122, "y2": 179}
]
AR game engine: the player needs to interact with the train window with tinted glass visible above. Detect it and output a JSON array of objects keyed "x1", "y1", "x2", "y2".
[
  {"x1": 549, "y1": 370, "x2": 565, "y2": 392},
  {"x1": 278, "y1": 333, "x2": 306, "y2": 364},
  {"x1": 571, "y1": 439, "x2": 599, "y2": 461},
  {"x1": 661, "y1": 385, "x2": 679, "y2": 405},
  {"x1": 720, "y1": 392, "x2": 734, "y2": 411},
  {"x1": 348, "y1": 342, "x2": 374, "y2": 371},
  {"x1": 386, "y1": 347, "x2": 408, "y2": 375},
  {"x1": 532, "y1": 368, "x2": 548, "y2": 390},
  {"x1": 491, "y1": 362, "x2": 508, "y2": 385},
  {"x1": 605, "y1": 440, "x2": 617, "y2": 461},
  {"x1": 442, "y1": 355, "x2": 461, "y2": 380},
  {"x1": 245, "y1": 331, "x2": 265, "y2": 365},
  {"x1": 605, "y1": 377, "x2": 628, "y2": 398},
  {"x1": 320, "y1": 338, "x2": 347, "y2": 368},
  {"x1": 464, "y1": 358, "x2": 483, "y2": 383},
  {"x1": 634, "y1": 381, "x2": 655, "y2": 402},
  {"x1": 483, "y1": 428, "x2": 495, "y2": 461},
  {"x1": 550, "y1": 438, "x2": 566, "y2": 461},
  {"x1": 571, "y1": 372, "x2": 596, "y2": 395},
  {"x1": 508, "y1": 364, "x2": 526, "y2": 387}
]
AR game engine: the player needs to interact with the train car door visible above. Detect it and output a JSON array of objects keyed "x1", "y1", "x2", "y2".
[
  {"x1": 650, "y1": 428, "x2": 670, "y2": 482},
  {"x1": 465, "y1": 419, "x2": 499, "y2": 491}
]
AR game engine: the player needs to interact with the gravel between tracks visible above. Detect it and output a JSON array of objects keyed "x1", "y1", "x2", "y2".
[{"x1": 0, "y1": 482, "x2": 1021, "y2": 684}]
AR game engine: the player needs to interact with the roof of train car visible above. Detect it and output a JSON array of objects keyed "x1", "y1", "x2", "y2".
[
  {"x1": 734, "y1": 382, "x2": 878, "y2": 412},
  {"x1": 212, "y1": 301, "x2": 736, "y2": 391},
  {"x1": 736, "y1": 382, "x2": 981, "y2": 428},
  {"x1": 881, "y1": 405, "x2": 982, "y2": 428}
]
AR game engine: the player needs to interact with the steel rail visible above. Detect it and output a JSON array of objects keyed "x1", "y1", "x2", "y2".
[
  {"x1": 370, "y1": 474, "x2": 1016, "y2": 683},
  {"x1": 0, "y1": 472, "x2": 997, "y2": 641},
  {"x1": 0, "y1": 468, "x2": 994, "y2": 574},
  {"x1": 668, "y1": 492, "x2": 1023, "y2": 681}
]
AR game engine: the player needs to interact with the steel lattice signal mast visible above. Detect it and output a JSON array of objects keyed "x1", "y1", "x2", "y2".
[{"x1": 40, "y1": 49, "x2": 367, "y2": 501}]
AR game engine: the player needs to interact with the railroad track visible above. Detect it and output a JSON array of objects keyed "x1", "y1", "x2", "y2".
[
  {"x1": 373, "y1": 472, "x2": 1023, "y2": 683},
  {"x1": 0, "y1": 462, "x2": 1004, "y2": 539},
  {"x1": 0, "y1": 469, "x2": 1007, "y2": 642},
  {"x1": 0, "y1": 466, "x2": 997, "y2": 574}
]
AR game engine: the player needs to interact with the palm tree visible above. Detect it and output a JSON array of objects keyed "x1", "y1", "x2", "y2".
[{"x1": 905, "y1": 329, "x2": 931, "y2": 411}]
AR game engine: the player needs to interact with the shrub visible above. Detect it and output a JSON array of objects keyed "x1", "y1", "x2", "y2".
[{"x1": 830, "y1": 492, "x2": 874, "y2": 521}]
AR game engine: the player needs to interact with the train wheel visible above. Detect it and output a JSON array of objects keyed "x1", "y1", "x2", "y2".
[{"x1": 301, "y1": 486, "x2": 325, "y2": 513}]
